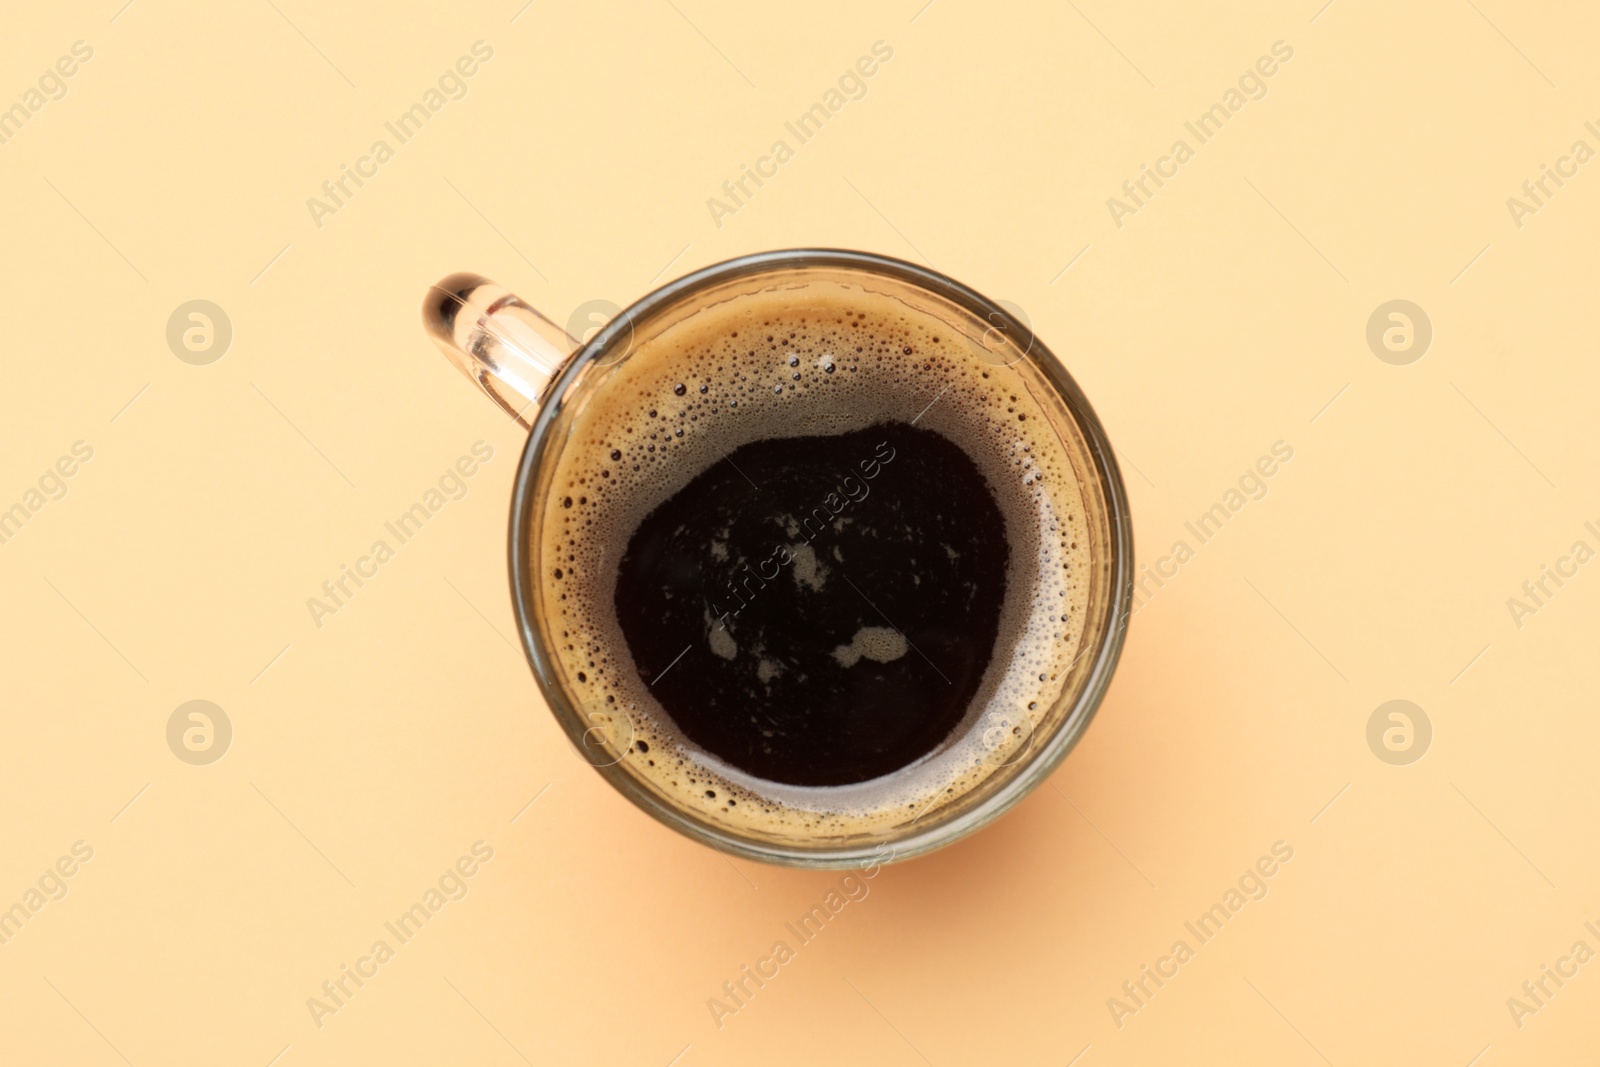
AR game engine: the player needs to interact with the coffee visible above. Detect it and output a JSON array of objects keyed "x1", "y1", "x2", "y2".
[
  {"x1": 615, "y1": 421, "x2": 1009, "y2": 786},
  {"x1": 537, "y1": 282, "x2": 1091, "y2": 836}
]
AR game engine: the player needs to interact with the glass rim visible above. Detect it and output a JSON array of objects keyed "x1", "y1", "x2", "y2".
[{"x1": 507, "y1": 248, "x2": 1134, "y2": 868}]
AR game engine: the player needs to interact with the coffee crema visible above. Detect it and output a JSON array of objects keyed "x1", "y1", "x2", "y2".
[{"x1": 536, "y1": 281, "x2": 1091, "y2": 838}]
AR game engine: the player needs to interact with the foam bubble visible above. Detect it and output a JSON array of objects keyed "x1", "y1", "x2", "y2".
[{"x1": 832, "y1": 626, "x2": 908, "y2": 668}]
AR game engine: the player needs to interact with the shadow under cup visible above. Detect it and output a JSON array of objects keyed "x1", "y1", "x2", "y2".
[{"x1": 508, "y1": 251, "x2": 1132, "y2": 868}]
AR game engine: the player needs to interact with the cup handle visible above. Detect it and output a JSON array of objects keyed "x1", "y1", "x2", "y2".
[{"x1": 422, "y1": 273, "x2": 577, "y2": 429}]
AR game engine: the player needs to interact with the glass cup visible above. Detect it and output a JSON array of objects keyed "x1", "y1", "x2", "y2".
[{"x1": 422, "y1": 249, "x2": 1133, "y2": 868}]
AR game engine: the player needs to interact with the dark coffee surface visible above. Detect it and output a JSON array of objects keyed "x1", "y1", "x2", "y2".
[{"x1": 614, "y1": 422, "x2": 1009, "y2": 786}]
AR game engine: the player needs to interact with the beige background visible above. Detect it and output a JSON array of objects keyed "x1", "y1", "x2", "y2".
[{"x1": 3, "y1": 0, "x2": 1597, "y2": 1063}]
